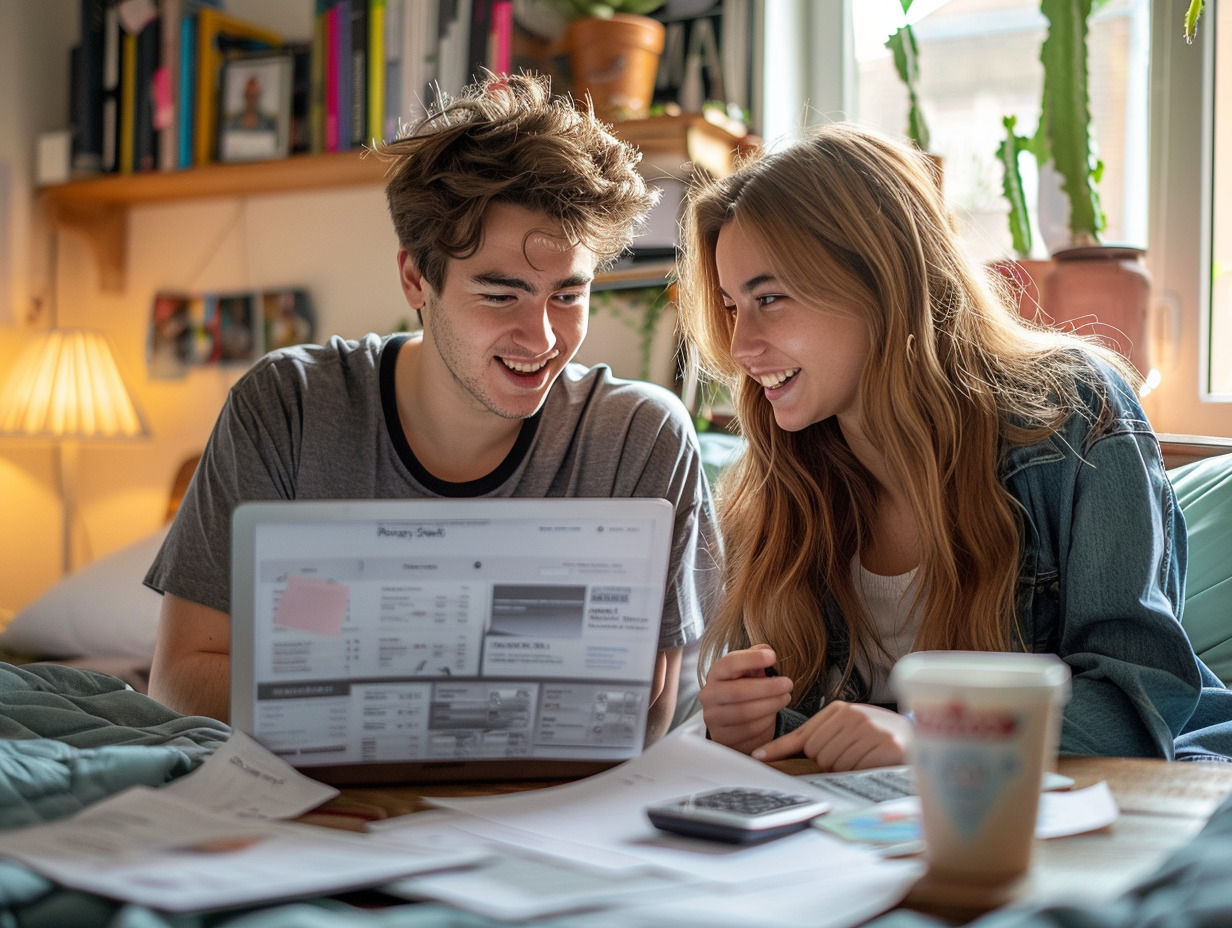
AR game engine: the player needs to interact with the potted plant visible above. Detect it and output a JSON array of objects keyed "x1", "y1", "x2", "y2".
[
  {"x1": 995, "y1": 0, "x2": 1154, "y2": 378},
  {"x1": 538, "y1": 0, "x2": 669, "y2": 122}
]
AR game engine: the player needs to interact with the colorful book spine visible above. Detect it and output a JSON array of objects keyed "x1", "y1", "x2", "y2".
[
  {"x1": 368, "y1": 0, "x2": 386, "y2": 145},
  {"x1": 72, "y1": 0, "x2": 108, "y2": 174},
  {"x1": 118, "y1": 28, "x2": 137, "y2": 174},
  {"x1": 177, "y1": 12, "x2": 197, "y2": 168},
  {"x1": 489, "y1": 0, "x2": 512, "y2": 75},
  {"x1": 336, "y1": 0, "x2": 352, "y2": 152},
  {"x1": 133, "y1": 14, "x2": 161, "y2": 173},
  {"x1": 325, "y1": 3, "x2": 339, "y2": 152},
  {"x1": 349, "y1": 0, "x2": 370, "y2": 148},
  {"x1": 310, "y1": 0, "x2": 331, "y2": 153},
  {"x1": 157, "y1": 0, "x2": 183, "y2": 171},
  {"x1": 100, "y1": 3, "x2": 121, "y2": 173},
  {"x1": 382, "y1": 0, "x2": 402, "y2": 141}
]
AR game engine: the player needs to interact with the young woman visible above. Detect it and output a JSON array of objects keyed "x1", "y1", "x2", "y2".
[{"x1": 676, "y1": 122, "x2": 1232, "y2": 771}]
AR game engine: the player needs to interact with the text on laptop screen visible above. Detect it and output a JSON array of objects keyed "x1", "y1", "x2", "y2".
[{"x1": 233, "y1": 500, "x2": 672, "y2": 771}]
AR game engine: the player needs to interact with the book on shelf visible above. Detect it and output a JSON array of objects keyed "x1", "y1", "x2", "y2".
[
  {"x1": 71, "y1": 0, "x2": 108, "y2": 175},
  {"x1": 194, "y1": 7, "x2": 283, "y2": 165},
  {"x1": 349, "y1": 0, "x2": 369, "y2": 148},
  {"x1": 100, "y1": 2, "x2": 121, "y2": 173},
  {"x1": 368, "y1": 0, "x2": 386, "y2": 145},
  {"x1": 310, "y1": 0, "x2": 329, "y2": 153},
  {"x1": 335, "y1": 0, "x2": 352, "y2": 152},
  {"x1": 118, "y1": 25, "x2": 136, "y2": 174},
  {"x1": 289, "y1": 43, "x2": 313, "y2": 154},
  {"x1": 177, "y1": 10, "x2": 198, "y2": 168},
  {"x1": 132, "y1": 11, "x2": 161, "y2": 173},
  {"x1": 157, "y1": 0, "x2": 182, "y2": 171},
  {"x1": 324, "y1": 2, "x2": 340, "y2": 151},
  {"x1": 382, "y1": 0, "x2": 403, "y2": 140}
]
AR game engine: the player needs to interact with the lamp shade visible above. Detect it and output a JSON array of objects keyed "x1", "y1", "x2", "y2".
[{"x1": 0, "y1": 329, "x2": 149, "y2": 439}]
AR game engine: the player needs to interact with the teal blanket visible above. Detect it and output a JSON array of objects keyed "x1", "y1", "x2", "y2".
[{"x1": 0, "y1": 662, "x2": 510, "y2": 928}]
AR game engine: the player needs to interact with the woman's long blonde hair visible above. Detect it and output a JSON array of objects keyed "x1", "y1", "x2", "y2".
[{"x1": 676, "y1": 122, "x2": 1136, "y2": 703}]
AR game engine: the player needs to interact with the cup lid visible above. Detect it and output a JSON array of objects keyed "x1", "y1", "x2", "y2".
[{"x1": 890, "y1": 651, "x2": 1071, "y2": 703}]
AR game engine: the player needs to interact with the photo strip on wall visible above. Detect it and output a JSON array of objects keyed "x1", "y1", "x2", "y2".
[{"x1": 147, "y1": 288, "x2": 314, "y2": 379}]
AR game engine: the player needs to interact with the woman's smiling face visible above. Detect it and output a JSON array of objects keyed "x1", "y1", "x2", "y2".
[{"x1": 715, "y1": 219, "x2": 871, "y2": 434}]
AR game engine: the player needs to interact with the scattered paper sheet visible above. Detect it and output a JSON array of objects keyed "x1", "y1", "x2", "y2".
[
  {"x1": 160, "y1": 729, "x2": 338, "y2": 819},
  {"x1": 0, "y1": 730, "x2": 486, "y2": 912}
]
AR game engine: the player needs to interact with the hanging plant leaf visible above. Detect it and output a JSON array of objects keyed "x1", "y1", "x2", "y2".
[{"x1": 1184, "y1": 0, "x2": 1205, "y2": 43}]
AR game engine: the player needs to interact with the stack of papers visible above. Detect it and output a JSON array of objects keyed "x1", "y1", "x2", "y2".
[{"x1": 0, "y1": 718, "x2": 1119, "y2": 925}]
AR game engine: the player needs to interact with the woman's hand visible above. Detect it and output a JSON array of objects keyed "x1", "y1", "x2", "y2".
[
  {"x1": 752, "y1": 700, "x2": 912, "y2": 771},
  {"x1": 698, "y1": 645, "x2": 795, "y2": 755}
]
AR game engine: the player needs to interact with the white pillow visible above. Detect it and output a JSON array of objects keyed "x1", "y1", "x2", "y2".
[{"x1": 0, "y1": 527, "x2": 169, "y2": 659}]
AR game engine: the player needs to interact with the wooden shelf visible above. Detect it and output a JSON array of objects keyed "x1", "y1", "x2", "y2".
[
  {"x1": 37, "y1": 116, "x2": 753, "y2": 292},
  {"x1": 39, "y1": 151, "x2": 387, "y2": 291},
  {"x1": 39, "y1": 150, "x2": 388, "y2": 209}
]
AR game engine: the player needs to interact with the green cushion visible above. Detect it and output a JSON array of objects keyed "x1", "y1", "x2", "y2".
[{"x1": 1170, "y1": 453, "x2": 1232, "y2": 686}]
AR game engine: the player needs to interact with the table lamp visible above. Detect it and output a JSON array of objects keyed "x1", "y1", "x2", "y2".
[{"x1": 0, "y1": 328, "x2": 149, "y2": 573}]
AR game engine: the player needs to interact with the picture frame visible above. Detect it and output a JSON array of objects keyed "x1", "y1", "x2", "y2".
[{"x1": 218, "y1": 52, "x2": 293, "y2": 163}]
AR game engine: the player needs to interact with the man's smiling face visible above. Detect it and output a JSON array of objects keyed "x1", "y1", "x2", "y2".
[{"x1": 405, "y1": 202, "x2": 598, "y2": 421}]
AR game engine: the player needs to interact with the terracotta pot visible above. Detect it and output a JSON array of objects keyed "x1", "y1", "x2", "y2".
[
  {"x1": 1041, "y1": 245, "x2": 1152, "y2": 376},
  {"x1": 565, "y1": 14, "x2": 666, "y2": 122}
]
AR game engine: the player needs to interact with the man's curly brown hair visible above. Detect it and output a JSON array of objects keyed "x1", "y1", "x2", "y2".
[{"x1": 377, "y1": 72, "x2": 658, "y2": 291}]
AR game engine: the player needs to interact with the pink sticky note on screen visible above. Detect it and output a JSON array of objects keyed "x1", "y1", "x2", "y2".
[{"x1": 273, "y1": 575, "x2": 350, "y2": 636}]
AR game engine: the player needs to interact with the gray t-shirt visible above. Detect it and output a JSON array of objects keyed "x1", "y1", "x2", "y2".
[{"x1": 145, "y1": 332, "x2": 718, "y2": 651}]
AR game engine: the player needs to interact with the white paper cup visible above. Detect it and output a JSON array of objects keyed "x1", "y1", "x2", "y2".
[{"x1": 891, "y1": 651, "x2": 1071, "y2": 885}]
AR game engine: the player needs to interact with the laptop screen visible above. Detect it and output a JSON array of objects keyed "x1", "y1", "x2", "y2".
[{"x1": 230, "y1": 498, "x2": 674, "y2": 785}]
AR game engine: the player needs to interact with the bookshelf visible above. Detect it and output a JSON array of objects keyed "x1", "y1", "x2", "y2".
[{"x1": 38, "y1": 115, "x2": 755, "y2": 292}]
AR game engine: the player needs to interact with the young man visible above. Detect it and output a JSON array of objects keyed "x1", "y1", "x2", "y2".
[{"x1": 145, "y1": 74, "x2": 718, "y2": 745}]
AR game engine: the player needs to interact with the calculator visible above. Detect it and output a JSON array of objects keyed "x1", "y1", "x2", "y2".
[{"x1": 646, "y1": 787, "x2": 831, "y2": 845}]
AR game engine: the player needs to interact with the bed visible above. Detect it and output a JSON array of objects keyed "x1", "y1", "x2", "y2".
[{"x1": 0, "y1": 441, "x2": 1231, "y2": 927}]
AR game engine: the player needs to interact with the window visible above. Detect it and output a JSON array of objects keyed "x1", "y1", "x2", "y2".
[
  {"x1": 1206, "y1": 1, "x2": 1231, "y2": 398},
  {"x1": 849, "y1": 0, "x2": 1150, "y2": 265},
  {"x1": 760, "y1": 0, "x2": 1232, "y2": 427}
]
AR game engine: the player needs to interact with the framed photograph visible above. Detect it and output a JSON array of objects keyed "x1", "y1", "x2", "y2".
[
  {"x1": 218, "y1": 52, "x2": 293, "y2": 163},
  {"x1": 262, "y1": 289, "x2": 315, "y2": 350}
]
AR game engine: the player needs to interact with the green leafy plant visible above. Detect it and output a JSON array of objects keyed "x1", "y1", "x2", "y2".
[
  {"x1": 998, "y1": 0, "x2": 1106, "y2": 256},
  {"x1": 885, "y1": 0, "x2": 930, "y2": 151}
]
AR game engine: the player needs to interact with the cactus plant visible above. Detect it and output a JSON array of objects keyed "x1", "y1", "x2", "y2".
[
  {"x1": 885, "y1": 0, "x2": 930, "y2": 151},
  {"x1": 999, "y1": 0, "x2": 1105, "y2": 255}
]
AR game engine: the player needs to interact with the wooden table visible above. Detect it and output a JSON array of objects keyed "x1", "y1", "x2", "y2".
[{"x1": 300, "y1": 755, "x2": 1232, "y2": 925}]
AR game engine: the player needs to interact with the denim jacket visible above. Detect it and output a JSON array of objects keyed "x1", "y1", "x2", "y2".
[{"x1": 778, "y1": 357, "x2": 1232, "y2": 761}]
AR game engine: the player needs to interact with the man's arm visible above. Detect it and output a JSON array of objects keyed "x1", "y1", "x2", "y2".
[
  {"x1": 148, "y1": 593, "x2": 232, "y2": 722},
  {"x1": 644, "y1": 645, "x2": 683, "y2": 746}
]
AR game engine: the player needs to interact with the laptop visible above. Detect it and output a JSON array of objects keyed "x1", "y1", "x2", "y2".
[{"x1": 230, "y1": 497, "x2": 674, "y2": 785}]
